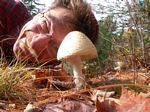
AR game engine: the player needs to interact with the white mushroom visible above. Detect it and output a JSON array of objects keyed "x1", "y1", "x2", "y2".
[{"x1": 57, "y1": 31, "x2": 98, "y2": 89}]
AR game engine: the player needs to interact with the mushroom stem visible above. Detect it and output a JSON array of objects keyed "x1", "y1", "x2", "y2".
[{"x1": 68, "y1": 56, "x2": 85, "y2": 89}]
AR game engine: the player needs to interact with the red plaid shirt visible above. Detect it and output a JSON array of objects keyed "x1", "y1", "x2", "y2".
[{"x1": 0, "y1": 0, "x2": 32, "y2": 58}]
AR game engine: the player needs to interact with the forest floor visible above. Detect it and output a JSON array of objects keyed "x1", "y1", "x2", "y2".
[{"x1": 0, "y1": 67, "x2": 150, "y2": 112}]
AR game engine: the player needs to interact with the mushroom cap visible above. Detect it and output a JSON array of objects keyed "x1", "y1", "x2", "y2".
[{"x1": 57, "y1": 31, "x2": 98, "y2": 61}]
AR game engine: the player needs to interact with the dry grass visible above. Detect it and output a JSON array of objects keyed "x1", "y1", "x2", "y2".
[{"x1": 0, "y1": 57, "x2": 34, "y2": 101}]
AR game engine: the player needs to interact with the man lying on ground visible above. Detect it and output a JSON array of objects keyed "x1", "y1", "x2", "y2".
[{"x1": 13, "y1": 0, "x2": 99, "y2": 64}]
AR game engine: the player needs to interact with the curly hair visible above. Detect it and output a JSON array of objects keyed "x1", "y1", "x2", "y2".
[{"x1": 49, "y1": 0, "x2": 99, "y2": 44}]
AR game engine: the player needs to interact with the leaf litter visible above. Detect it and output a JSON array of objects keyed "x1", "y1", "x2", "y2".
[{"x1": 0, "y1": 65, "x2": 149, "y2": 112}]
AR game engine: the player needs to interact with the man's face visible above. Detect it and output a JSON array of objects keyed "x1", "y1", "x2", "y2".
[{"x1": 13, "y1": 7, "x2": 74, "y2": 63}]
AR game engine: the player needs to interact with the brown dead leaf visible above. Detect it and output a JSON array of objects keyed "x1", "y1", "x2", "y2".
[
  {"x1": 32, "y1": 68, "x2": 72, "y2": 81},
  {"x1": 95, "y1": 96, "x2": 118, "y2": 112},
  {"x1": 95, "y1": 89, "x2": 150, "y2": 112},
  {"x1": 31, "y1": 68, "x2": 73, "y2": 89},
  {"x1": 116, "y1": 89, "x2": 150, "y2": 112},
  {"x1": 32, "y1": 99, "x2": 95, "y2": 112}
]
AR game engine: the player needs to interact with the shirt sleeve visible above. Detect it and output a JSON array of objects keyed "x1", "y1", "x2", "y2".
[
  {"x1": 0, "y1": 0, "x2": 32, "y2": 57},
  {"x1": 0, "y1": 20, "x2": 4, "y2": 35},
  {"x1": 6, "y1": 0, "x2": 32, "y2": 36}
]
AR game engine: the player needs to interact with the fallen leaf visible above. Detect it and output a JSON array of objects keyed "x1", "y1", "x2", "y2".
[
  {"x1": 31, "y1": 68, "x2": 72, "y2": 81},
  {"x1": 31, "y1": 68, "x2": 73, "y2": 89},
  {"x1": 91, "y1": 90, "x2": 115, "y2": 101},
  {"x1": 32, "y1": 99, "x2": 95, "y2": 112},
  {"x1": 95, "y1": 89, "x2": 150, "y2": 112},
  {"x1": 116, "y1": 89, "x2": 150, "y2": 112}
]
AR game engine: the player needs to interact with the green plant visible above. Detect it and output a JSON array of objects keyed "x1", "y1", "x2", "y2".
[
  {"x1": 21, "y1": 0, "x2": 45, "y2": 15},
  {"x1": 83, "y1": 16, "x2": 117, "y2": 75}
]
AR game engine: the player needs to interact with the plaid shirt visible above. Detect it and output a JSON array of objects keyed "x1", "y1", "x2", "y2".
[{"x1": 0, "y1": 0, "x2": 32, "y2": 58}]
